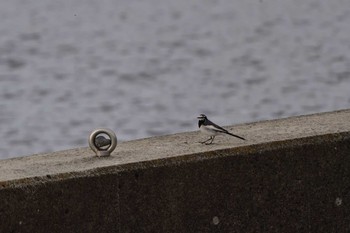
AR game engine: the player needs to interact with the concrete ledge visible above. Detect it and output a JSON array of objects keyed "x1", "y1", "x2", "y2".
[{"x1": 1, "y1": 109, "x2": 350, "y2": 232}]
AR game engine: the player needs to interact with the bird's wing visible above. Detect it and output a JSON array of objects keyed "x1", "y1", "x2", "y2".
[{"x1": 206, "y1": 120, "x2": 229, "y2": 133}]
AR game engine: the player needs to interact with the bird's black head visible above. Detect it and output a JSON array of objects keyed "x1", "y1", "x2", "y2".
[
  {"x1": 197, "y1": 114, "x2": 207, "y2": 120},
  {"x1": 197, "y1": 114, "x2": 207, "y2": 127}
]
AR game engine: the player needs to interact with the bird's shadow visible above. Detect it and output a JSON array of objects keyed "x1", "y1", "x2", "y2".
[{"x1": 197, "y1": 141, "x2": 216, "y2": 145}]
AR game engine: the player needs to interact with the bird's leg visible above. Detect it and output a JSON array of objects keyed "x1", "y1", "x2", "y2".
[
  {"x1": 200, "y1": 137, "x2": 212, "y2": 144},
  {"x1": 205, "y1": 136, "x2": 215, "y2": 145}
]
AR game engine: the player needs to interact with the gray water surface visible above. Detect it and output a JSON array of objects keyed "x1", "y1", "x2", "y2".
[{"x1": 1, "y1": 0, "x2": 350, "y2": 159}]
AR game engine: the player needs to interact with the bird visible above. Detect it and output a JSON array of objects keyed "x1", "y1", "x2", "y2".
[{"x1": 197, "y1": 114, "x2": 245, "y2": 145}]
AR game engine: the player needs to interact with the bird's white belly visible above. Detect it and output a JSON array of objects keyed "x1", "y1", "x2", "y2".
[{"x1": 200, "y1": 125, "x2": 218, "y2": 136}]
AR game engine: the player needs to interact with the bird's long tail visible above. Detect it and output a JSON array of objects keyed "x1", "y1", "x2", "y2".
[{"x1": 225, "y1": 132, "x2": 245, "y2": 140}]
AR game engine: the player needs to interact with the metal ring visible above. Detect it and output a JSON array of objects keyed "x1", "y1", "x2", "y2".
[{"x1": 88, "y1": 128, "x2": 117, "y2": 157}]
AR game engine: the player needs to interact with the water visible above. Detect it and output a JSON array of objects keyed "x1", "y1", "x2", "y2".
[{"x1": 1, "y1": 0, "x2": 350, "y2": 159}]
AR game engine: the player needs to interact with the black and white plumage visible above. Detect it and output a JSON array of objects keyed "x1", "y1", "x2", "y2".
[{"x1": 197, "y1": 114, "x2": 245, "y2": 145}]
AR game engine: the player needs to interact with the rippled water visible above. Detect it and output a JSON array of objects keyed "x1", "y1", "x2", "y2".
[{"x1": 1, "y1": 0, "x2": 350, "y2": 159}]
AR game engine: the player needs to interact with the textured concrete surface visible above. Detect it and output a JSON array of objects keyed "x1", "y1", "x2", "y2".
[{"x1": 1, "y1": 109, "x2": 350, "y2": 232}]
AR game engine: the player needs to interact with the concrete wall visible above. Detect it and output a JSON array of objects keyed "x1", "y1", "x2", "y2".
[{"x1": 1, "y1": 109, "x2": 350, "y2": 233}]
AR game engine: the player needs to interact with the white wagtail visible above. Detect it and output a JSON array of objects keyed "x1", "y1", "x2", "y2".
[{"x1": 197, "y1": 114, "x2": 245, "y2": 145}]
